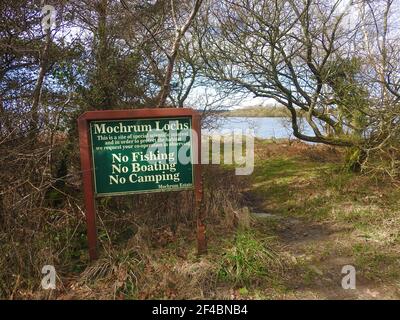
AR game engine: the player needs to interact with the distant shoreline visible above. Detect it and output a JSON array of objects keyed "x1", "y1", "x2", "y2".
[{"x1": 222, "y1": 106, "x2": 290, "y2": 118}]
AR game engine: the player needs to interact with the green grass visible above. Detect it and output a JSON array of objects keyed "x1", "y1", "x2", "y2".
[
  {"x1": 218, "y1": 230, "x2": 280, "y2": 285},
  {"x1": 352, "y1": 243, "x2": 400, "y2": 281},
  {"x1": 250, "y1": 156, "x2": 340, "y2": 220},
  {"x1": 253, "y1": 158, "x2": 300, "y2": 181}
]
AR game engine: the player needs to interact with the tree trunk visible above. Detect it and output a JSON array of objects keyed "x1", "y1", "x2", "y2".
[
  {"x1": 0, "y1": 194, "x2": 4, "y2": 229},
  {"x1": 348, "y1": 148, "x2": 368, "y2": 173},
  {"x1": 29, "y1": 29, "x2": 51, "y2": 140}
]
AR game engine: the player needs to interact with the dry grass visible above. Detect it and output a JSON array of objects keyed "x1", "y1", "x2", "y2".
[
  {"x1": 2, "y1": 135, "x2": 399, "y2": 300},
  {"x1": 0, "y1": 129, "x2": 249, "y2": 300}
]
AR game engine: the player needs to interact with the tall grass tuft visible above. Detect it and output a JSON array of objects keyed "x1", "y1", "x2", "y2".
[{"x1": 218, "y1": 231, "x2": 282, "y2": 285}]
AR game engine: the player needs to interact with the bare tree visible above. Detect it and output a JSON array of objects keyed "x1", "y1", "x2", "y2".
[
  {"x1": 355, "y1": 0, "x2": 400, "y2": 174},
  {"x1": 195, "y1": 0, "x2": 400, "y2": 160},
  {"x1": 156, "y1": 0, "x2": 203, "y2": 107}
]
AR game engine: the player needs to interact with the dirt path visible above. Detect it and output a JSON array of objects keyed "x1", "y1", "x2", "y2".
[
  {"x1": 276, "y1": 217, "x2": 399, "y2": 299},
  {"x1": 245, "y1": 191, "x2": 400, "y2": 300}
]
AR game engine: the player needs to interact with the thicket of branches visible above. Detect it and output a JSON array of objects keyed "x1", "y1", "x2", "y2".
[
  {"x1": 0, "y1": 0, "x2": 209, "y2": 298},
  {"x1": 0, "y1": 0, "x2": 206, "y2": 225}
]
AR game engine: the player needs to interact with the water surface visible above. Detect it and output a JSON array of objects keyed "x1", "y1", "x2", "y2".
[{"x1": 205, "y1": 117, "x2": 314, "y2": 139}]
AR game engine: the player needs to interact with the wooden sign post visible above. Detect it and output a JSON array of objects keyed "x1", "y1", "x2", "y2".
[{"x1": 78, "y1": 108, "x2": 206, "y2": 261}]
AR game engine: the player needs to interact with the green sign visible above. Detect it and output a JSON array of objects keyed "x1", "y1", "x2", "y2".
[{"x1": 90, "y1": 117, "x2": 194, "y2": 196}]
